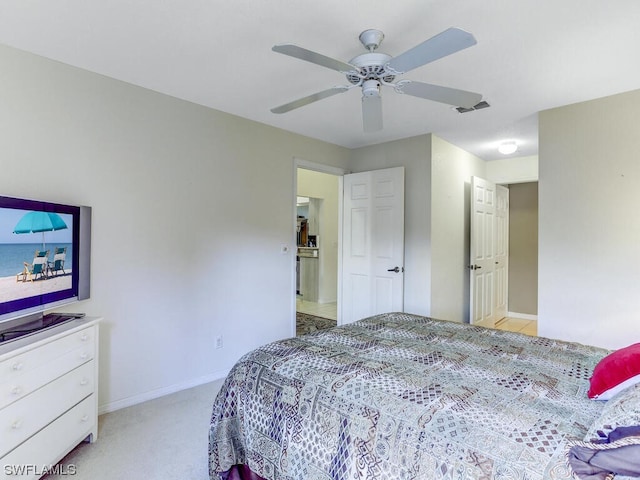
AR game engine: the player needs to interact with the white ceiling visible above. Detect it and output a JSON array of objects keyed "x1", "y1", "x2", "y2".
[{"x1": 0, "y1": 0, "x2": 639, "y2": 160}]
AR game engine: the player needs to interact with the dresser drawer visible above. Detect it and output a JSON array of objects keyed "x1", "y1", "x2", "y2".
[
  {"x1": 0, "y1": 394, "x2": 95, "y2": 480},
  {"x1": 0, "y1": 327, "x2": 95, "y2": 409},
  {"x1": 0, "y1": 361, "x2": 94, "y2": 458}
]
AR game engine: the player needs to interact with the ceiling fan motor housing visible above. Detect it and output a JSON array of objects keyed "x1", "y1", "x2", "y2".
[{"x1": 346, "y1": 52, "x2": 395, "y2": 85}]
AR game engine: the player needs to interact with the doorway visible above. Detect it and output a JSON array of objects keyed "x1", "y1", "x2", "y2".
[
  {"x1": 294, "y1": 162, "x2": 343, "y2": 328},
  {"x1": 504, "y1": 182, "x2": 538, "y2": 319},
  {"x1": 493, "y1": 180, "x2": 539, "y2": 338},
  {"x1": 469, "y1": 178, "x2": 538, "y2": 325}
]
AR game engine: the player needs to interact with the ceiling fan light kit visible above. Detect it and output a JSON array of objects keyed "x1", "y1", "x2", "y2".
[
  {"x1": 271, "y1": 27, "x2": 483, "y2": 132},
  {"x1": 362, "y1": 79, "x2": 381, "y2": 97}
]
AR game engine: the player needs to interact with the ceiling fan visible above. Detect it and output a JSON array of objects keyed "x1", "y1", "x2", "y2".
[{"x1": 271, "y1": 27, "x2": 483, "y2": 132}]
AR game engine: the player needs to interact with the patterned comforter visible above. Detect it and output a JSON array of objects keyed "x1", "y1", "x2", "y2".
[{"x1": 209, "y1": 313, "x2": 610, "y2": 480}]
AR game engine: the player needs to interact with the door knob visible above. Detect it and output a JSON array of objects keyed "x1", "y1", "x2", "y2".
[
  {"x1": 467, "y1": 264, "x2": 482, "y2": 270},
  {"x1": 387, "y1": 266, "x2": 402, "y2": 273}
]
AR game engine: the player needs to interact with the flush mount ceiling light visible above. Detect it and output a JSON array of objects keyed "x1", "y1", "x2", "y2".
[{"x1": 498, "y1": 141, "x2": 518, "y2": 155}]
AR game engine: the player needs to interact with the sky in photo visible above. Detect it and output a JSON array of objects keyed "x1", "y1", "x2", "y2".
[{"x1": 0, "y1": 208, "x2": 73, "y2": 244}]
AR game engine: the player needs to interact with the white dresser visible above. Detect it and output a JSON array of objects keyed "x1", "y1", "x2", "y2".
[{"x1": 0, "y1": 317, "x2": 100, "y2": 480}]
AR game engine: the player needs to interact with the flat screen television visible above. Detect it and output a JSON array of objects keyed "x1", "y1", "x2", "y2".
[{"x1": 0, "y1": 195, "x2": 91, "y2": 341}]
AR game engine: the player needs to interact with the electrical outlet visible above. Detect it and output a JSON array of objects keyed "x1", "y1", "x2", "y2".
[{"x1": 215, "y1": 335, "x2": 223, "y2": 349}]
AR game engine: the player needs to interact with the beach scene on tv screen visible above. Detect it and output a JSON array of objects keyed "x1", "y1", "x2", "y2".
[{"x1": 0, "y1": 207, "x2": 73, "y2": 305}]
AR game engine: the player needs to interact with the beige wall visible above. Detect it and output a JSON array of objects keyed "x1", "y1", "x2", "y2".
[
  {"x1": 0, "y1": 44, "x2": 351, "y2": 412},
  {"x1": 350, "y1": 135, "x2": 433, "y2": 316},
  {"x1": 539, "y1": 88, "x2": 640, "y2": 349},
  {"x1": 486, "y1": 155, "x2": 538, "y2": 184},
  {"x1": 430, "y1": 136, "x2": 485, "y2": 322},
  {"x1": 350, "y1": 135, "x2": 540, "y2": 324},
  {"x1": 508, "y1": 182, "x2": 538, "y2": 316},
  {"x1": 350, "y1": 135, "x2": 487, "y2": 323}
]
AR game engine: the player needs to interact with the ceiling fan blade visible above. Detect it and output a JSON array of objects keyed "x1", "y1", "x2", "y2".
[
  {"x1": 386, "y1": 27, "x2": 477, "y2": 74},
  {"x1": 362, "y1": 95, "x2": 383, "y2": 132},
  {"x1": 271, "y1": 86, "x2": 350, "y2": 114},
  {"x1": 397, "y1": 81, "x2": 482, "y2": 108},
  {"x1": 272, "y1": 44, "x2": 356, "y2": 73}
]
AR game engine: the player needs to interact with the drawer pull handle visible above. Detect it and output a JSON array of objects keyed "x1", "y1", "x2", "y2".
[
  {"x1": 80, "y1": 378, "x2": 89, "y2": 386},
  {"x1": 80, "y1": 352, "x2": 89, "y2": 360},
  {"x1": 10, "y1": 386, "x2": 22, "y2": 395},
  {"x1": 12, "y1": 362, "x2": 23, "y2": 371},
  {"x1": 80, "y1": 415, "x2": 89, "y2": 423},
  {"x1": 80, "y1": 334, "x2": 89, "y2": 342},
  {"x1": 11, "y1": 420, "x2": 22, "y2": 430}
]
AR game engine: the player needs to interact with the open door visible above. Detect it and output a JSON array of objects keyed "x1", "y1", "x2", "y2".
[
  {"x1": 469, "y1": 176, "x2": 509, "y2": 327},
  {"x1": 341, "y1": 167, "x2": 405, "y2": 324},
  {"x1": 495, "y1": 184, "x2": 509, "y2": 320}
]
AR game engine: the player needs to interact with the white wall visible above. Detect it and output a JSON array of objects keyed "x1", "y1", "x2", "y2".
[
  {"x1": 297, "y1": 169, "x2": 339, "y2": 303},
  {"x1": 0, "y1": 44, "x2": 351, "y2": 412},
  {"x1": 539, "y1": 89, "x2": 640, "y2": 349},
  {"x1": 430, "y1": 136, "x2": 485, "y2": 322}
]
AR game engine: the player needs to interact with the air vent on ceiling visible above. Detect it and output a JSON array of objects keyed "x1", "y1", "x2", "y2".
[{"x1": 456, "y1": 101, "x2": 490, "y2": 113}]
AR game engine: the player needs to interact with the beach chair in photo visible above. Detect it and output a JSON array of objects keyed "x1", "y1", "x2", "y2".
[
  {"x1": 49, "y1": 247, "x2": 67, "y2": 276},
  {"x1": 16, "y1": 250, "x2": 49, "y2": 282}
]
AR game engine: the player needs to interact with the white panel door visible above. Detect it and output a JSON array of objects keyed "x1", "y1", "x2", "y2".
[
  {"x1": 470, "y1": 176, "x2": 496, "y2": 327},
  {"x1": 341, "y1": 167, "x2": 405, "y2": 324}
]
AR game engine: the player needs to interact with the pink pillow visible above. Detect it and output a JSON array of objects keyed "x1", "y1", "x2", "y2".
[{"x1": 588, "y1": 343, "x2": 640, "y2": 400}]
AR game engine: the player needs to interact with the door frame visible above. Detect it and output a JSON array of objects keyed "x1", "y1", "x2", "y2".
[{"x1": 291, "y1": 158, "x2": 348, "y2": 336}]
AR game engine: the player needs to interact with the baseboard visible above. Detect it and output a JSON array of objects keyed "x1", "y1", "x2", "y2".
[
  {"x1": 507, "y1": 311, "x2": 538, "y2": 321},
  {"x1": 98, "y1": 369, "x2": 230, "y2": 415}
]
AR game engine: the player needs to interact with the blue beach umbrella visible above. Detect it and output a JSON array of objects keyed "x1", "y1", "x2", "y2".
[{"x1": 13, "y1": 211, "x2": 68, "y2": 250}]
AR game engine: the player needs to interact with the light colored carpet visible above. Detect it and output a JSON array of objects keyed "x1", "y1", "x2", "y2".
[{"x1": 46, "y1": 379, "x2": 224, "y2": 479}]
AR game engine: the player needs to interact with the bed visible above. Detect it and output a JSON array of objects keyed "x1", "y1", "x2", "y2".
[{"x1": 209, "y1": 312, "x2": 640, "y2": 480}]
